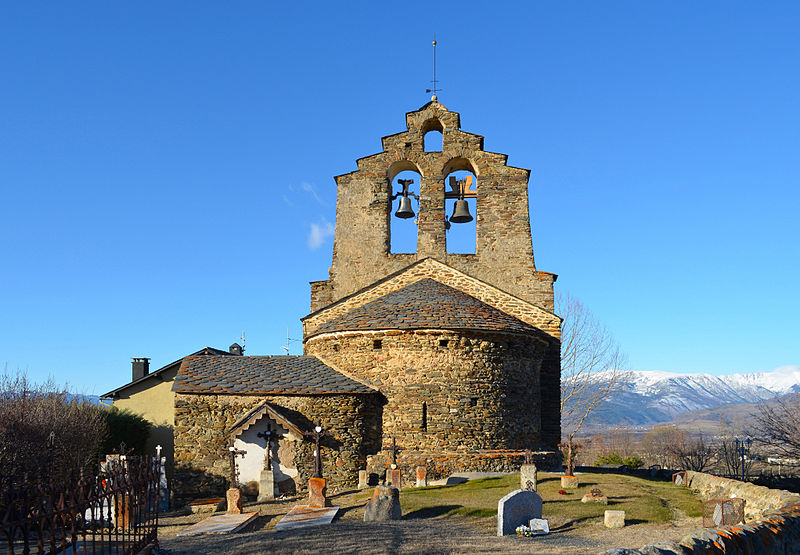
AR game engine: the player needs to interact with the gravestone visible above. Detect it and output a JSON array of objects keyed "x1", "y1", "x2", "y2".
[
  {"x1": 672, "y1": 471, "x2": 687, "y2": 486},
  {"x1": 308, "y1": 477, "x2": 327, "y2": 508},
  {"x1": 226, "y1": 488, "x2": 243, "y2": 515},
  {"x1": 386, "y1": 468, "x2": 402, "y2": 489},
  {"x1": 581, "y1": 487, "x2": 608, "y2": 504},
  {"x1": 497, "y1": 489, "x2": 543, "y2": 536},
  {"x1": 416, "y1": 466, "x2": 427, "y2": 487},
  {"x1": 520, "y1": 464, "x2": 537, "y2": 491},
  {"x1": 358, "y1": 470, "x2": 368, "y2": 489},
  {"x1": 363, "y1": 485, "x2": 402, "y2": 521},
  {"x1": 604, "y1": 510, "x2": 625, "y2": 528}
]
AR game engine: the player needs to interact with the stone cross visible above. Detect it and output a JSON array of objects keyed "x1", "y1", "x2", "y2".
[{"x1": 226, "y1": 445, "x2": 247, "y2": 489}]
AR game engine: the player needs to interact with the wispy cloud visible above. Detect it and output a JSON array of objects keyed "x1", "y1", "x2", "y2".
[
  {"x1": 300, "y1": 182, "x2": 326, "y2": 205},
  {"x1": 307, "y1": 219, "x2": 334, "y2": 250}
]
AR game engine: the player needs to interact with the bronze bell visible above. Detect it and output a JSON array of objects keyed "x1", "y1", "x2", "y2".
[
  {"x1": 395, "y1": 196, "x2": 415, "y2": 219},
  {"x1": 450, "y1": 199, "x2": 473, "y2": 223}
]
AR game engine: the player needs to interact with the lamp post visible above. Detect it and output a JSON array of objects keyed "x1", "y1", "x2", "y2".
[
  {"x1": 304, "y1": 424, "x2": 327, "y2": 479},
  {"x1": 734, "y1": 438, "x2": 753, "y2": 481}
]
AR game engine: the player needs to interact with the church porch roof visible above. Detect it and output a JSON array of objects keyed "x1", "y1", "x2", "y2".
[{"x1": 173, "y1": 355, "x2": 376, "y2": 395}]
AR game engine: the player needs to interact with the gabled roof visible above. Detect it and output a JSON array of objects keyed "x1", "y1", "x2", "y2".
[
  {"x1": 173, "y1": 355, "x2": 376, "y2": 395},
  {"x1": 308, "y1": 278, "x2": 537, "y2": 338},
  {"x1": 228, "y1": 400, "x2": 307, "y2": 439},
  {"x1": 102, "y1": 346, "x2": 235, "y2": 398}
]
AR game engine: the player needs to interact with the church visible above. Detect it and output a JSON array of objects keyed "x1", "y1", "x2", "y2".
[{"x1": 103, "y1": 99, "x2": 562, "y2": 503}]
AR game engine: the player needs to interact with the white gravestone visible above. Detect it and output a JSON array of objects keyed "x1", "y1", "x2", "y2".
[{"x1": 497, "y1": 489, "x2": 543, "y2": 536}]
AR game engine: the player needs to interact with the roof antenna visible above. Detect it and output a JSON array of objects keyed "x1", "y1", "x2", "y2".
[
  {"x1": 425, "y1": 35, "x2": 441, "y2": 101},
  {"x1": 240, "y1": 331, "x2": 246, "y2": 353},
  {"x1": 281, "y1": 327, "x2": 300, "y2": 356}
]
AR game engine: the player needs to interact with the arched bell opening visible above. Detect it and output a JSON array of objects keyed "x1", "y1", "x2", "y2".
[
  {"x1": 444, "y1": 168, "x2": 477, "y2": 254},
  {"x1": 389, "y1": 169, "x2": 421, "y2": 253},
  {"x1": 422, "y1": 118, "x2": 444, "y2": 152}
]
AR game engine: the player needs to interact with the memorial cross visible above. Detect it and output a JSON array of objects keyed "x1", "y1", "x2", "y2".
[
  {"x1": 303, "y1": 424, "x2": 328, "y2": 479},
  {"x1": 225, "y1": 445, "x2": 247, "y2": 488}
]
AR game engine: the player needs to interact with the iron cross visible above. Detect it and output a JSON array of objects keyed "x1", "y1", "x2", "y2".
[
  {"x1": 256, "y1": 429, "x2": 279, "y2": 468},
  {"x1": 226, "y1": 445, "x2": 247, "y2": 489}
]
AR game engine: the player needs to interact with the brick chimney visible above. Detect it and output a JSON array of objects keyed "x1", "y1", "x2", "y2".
[
  {"x1": 132, "y1": 357, "x2": 150, "y2": 381},
  {"x1": 229, "y1": 343, "x2": 244, "y2": 356}
]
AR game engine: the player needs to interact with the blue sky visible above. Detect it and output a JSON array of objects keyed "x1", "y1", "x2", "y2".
[{"x1": 1, "y1": 2, "x2": 797, "y2": 393}]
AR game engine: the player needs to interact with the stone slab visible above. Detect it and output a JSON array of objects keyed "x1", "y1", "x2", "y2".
[
  {"x1": 415, "y1": 466, "x2": 427, "y2": 488},
  {"x1": 386, "y1": 469, "x2": 402, "y2": 489},
  {"x1": 358, "y1": 470, "x2": 368, "y2": 489},
  {"x1": 605, "y1": 510, "x2": 625, "y2": 528},
  {"x1": 273, "y1": 505, "x2": 340, "y2": 531},
  {"x1": 177, "y1": 512, "x2": 258, "y2": 537},
  {"x1": 187, "y1": 498, "x2": 225, "y2": 514},
  {"x1": 497, "y1": 489, "x2": 543, "y2": 536}
]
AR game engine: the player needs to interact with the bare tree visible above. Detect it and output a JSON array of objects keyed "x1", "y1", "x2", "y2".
[
  {"x1": 666, "y1": 429, "x2": 714, "y2": 472},
  {"x1": 559, "y1": 294, "x2": 629, "y2": 476},
  {"x1": 717, "y1": 435, "x2": 755, "y2": 479},
  {"x1": 754, "y1": 393, "x2": 800, "y2": 458}
]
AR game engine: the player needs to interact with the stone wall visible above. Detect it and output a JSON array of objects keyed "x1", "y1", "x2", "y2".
[
  {"x1": 602, "y1": 471, "x2": 800, "y2": 555},
  {"x1": 310, "y1": 101, "x2": 557, "y2": 314},
  {"x1": 367, "y1": 449, "x2": 562, "y2": 487},
  {"x1": 305, "y1": 329, "x2": 548, "y2": 455},
  {"x1": 172, "y1": 392, "x2": 382, "y2": 504}
]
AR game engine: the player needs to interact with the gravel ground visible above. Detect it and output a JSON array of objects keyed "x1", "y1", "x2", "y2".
[{"x1": 155, "y1": 488, "x2": 702, "y2": 555}]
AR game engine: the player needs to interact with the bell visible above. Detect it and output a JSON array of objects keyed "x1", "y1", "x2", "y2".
[
  {"x1": 395, "y1": 196, "x2": 415, "y2": 219},
  {"x1": 450, "y1": 199, "x2": 473, "y2": 223}
]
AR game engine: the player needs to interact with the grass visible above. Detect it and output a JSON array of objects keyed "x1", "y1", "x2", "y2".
[{"x1": 358, "y1": 472, "x2": 702, "y2": 529}]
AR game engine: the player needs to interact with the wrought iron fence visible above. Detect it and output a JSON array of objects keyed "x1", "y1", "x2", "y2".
[{"x1": 1, "y1": 455, "x2": 160, "y2": 554}]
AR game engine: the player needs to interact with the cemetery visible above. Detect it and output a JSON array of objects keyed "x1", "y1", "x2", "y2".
[{"x1": 148, "y1": 466, "x2": 800, "y2": 554}]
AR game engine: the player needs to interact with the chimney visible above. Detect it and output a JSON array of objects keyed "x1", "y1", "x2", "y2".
[
  {"x1": 229, "y1": 343, "x2": 244, "y2": 356},
  {"x1": 132, "y1": 357, "x2": 150, "y2": 381}
]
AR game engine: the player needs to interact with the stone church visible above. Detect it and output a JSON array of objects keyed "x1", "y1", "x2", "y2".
[{"x1": 103, "y1": 100, "x2": 561, "y2": 503}]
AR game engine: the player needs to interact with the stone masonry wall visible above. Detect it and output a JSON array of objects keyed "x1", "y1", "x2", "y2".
[
  {"x1": 310, "y1": 101, "x2": 557, "y2": 314},
  {"x1": 602, "y1": 471, "x2": 800, "y2": 555},
  {"x1": 305, "y1": 329, "x2": 547, "y2": 457},
  {"x1": 366, "y1": 449, "x2": 562, "y2": 488},
  {"x1": 172, "y1": 392, "x2": 382, "y2": 504}
]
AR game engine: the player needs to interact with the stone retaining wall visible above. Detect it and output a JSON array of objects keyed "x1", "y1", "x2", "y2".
[
  {"x1": 602, "y1": 471, "x2": 800, "y2": 554},
  {"x1": 366, "y1": 449, "x2": 561, "y2": 487}
]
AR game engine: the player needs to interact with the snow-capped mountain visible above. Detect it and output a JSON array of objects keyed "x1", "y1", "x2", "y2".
[{"x1": 581, "y1": 365, "x2": 800, "y2": 430}]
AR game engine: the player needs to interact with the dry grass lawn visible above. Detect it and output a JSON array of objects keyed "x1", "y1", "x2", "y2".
[{"x1": 157, "y1": 472, "x2": 703, "y2": 554}]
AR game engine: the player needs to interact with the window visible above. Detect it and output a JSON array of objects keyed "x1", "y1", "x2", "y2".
[
  {"x1": 421, "y1": 402, "x2": 428, "y2": 431},
  {"x1": 373, "y1": 339, "x2": 382, "y2": 350}
]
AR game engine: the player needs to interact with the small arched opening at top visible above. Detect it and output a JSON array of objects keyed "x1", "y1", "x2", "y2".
[
  {"x1": 387, "y1": 162, "x2": 422, "y2": 254},
  {"x1": 422, "y1": 118, "x2": 444, "y2": 152},
  {"x1": 443, "y1": 158, "x2": 478, "y2": 254}
]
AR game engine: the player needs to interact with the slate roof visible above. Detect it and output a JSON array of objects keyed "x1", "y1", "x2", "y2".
[
  {"x1": 173, "y1": 355, "x2": 375, "y2": 395},
  {"x1": 309, "y1": 278, "x2": 538, "y2": 337},
  {"x1": 102, "y1": 346, "x2": 236, "y2": 398}
]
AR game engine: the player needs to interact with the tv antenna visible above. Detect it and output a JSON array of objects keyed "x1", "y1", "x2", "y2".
[
  {"x1": 281, "y1": 328, "x2": 301, "y2": 355},
  {"x1": 239, "y1": 331, "x2": 246, "y2": 352},
  {"x1": 425, "y1": 36, "x2": 441, "y2": 101}
]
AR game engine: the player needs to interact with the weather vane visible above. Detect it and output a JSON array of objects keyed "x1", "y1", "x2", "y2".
[{"x1": 426, "y1": 35, "x2": 441, "y2": 101}]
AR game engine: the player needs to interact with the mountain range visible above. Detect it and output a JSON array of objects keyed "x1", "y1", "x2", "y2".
[{"x1": 582, "y1": 365, "x2": 800, "y2": 432}]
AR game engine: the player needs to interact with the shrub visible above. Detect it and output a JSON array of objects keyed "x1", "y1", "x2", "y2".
[
  {"x1": 596, "y1": 452, "x2": 644, "y2": 470},
  {"x1": 0, "y1": 372, "x2": 108, "y2": 489},
  {"x1": 103, "y1": 407, "x2": 151, "y2": 455}
]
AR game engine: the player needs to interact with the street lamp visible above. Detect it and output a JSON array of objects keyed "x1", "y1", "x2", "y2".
[{"x1": 734, "y1": 438, "x2": 753, "y2": 481}]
